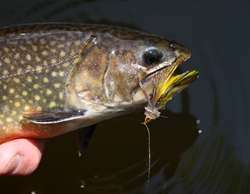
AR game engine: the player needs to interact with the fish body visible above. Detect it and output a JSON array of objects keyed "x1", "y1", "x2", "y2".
[{"x1": 0, "y1": 23, "x2": 197, "y2": 143}]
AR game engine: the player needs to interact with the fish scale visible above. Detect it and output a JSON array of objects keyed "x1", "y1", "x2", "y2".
[{"x1": 0, "y1": 26, "x2": 85, "y2": 130}]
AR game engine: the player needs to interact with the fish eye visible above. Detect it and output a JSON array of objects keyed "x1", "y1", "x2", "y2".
[{"x1": 143, "y1": 49, "x2": 162, "y2": 65}]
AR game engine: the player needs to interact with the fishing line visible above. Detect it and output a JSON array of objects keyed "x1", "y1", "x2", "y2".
[
  {"x1": 138, "y1": 81, "x2": 152, "y2": 108},
  {"x1": 138, "y1": 78, "x2": 154, "y2": 193},
  {"x1": 142, "y1": 122, "x2": 151, "y2": 194},
  {"x1": 160, "y1": 115, "x2": 168, "y2": 119},
  {"x1": 138, "y1": 79, "x2": 151, "y2": 192}
]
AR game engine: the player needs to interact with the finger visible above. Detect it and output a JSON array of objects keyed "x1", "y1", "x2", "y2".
[{"x1": 0, "y1": 138, "x2": 45, "y2": 176}]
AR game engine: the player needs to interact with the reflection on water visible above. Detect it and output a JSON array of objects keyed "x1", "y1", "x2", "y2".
[
  {"x1": 169, "y1": 135, "x2": 250, "y2": 194},
  {"x1": 79, "y1": 110, "x2": 199, "y2": 194},
  {"x1": 1, "y1": 0, "x2": 250, "y2": 193}
]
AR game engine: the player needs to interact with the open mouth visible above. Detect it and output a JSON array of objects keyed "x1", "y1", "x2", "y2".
[
  {"x1": 156, "y1": 68, "x2": 199, "y2": 110},
  {"x1": 154, "y1": 53, "x2": 199, "y2": 109}
]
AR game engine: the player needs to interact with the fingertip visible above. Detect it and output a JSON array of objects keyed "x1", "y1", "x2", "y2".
[{"x1": 0, "y1": 138, "x2": 45, "y2": 176}]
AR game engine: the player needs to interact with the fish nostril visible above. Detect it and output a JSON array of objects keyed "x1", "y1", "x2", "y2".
[{"x1": 169, "y1": 42, "x2": 177, "y2": 50}]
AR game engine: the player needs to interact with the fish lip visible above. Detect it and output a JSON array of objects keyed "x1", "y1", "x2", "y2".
[
  {"x1": 144, "y1": 48, "x2": 192, "y2": 84},
  {"x1": 145, "y1": 56, "x2": 178, "y2": 76}
]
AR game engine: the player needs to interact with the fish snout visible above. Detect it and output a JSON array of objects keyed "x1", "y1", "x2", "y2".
[{"x1": 169, "y1": 41, "x2": 191, "y2": 60}]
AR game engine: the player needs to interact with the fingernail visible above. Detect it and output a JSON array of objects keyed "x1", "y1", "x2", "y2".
[{"x1": 3, "y1": 154, "x2": 22, "y2": 175}]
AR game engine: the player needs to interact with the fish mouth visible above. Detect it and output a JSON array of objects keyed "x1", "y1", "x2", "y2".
[
  {"x1": 154, "y1": 48, "x2": 198, "y2": 109},
  {"x1": 133, "y1": 46, "x2": 198, "y2": 104},
  {"x1": 146, "y1": 46, "x2": 192, "y2": 76},
  {"x1": 155, "y1": 69, "x2": 199, "y2": 109}
]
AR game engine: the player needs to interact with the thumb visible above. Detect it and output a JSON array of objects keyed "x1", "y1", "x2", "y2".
[{"x1": 0, "y1": 138, "x2": 45, "y2": 176}]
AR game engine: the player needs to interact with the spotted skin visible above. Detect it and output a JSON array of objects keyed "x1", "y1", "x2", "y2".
[
  {"x1": 0, "y1": 24, "x2": 93, "y2": 142},
  {"x1": 0, "y1": 23, "x2": 193, "y2": 143}
]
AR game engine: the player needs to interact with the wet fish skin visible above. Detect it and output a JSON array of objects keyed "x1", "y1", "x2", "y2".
[{"x1": 0, "y1": 23, "x2": 191, "y2": 143}]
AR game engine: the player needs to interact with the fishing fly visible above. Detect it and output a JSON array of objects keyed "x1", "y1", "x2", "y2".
[{"x1": 139, "y1": 69, "x2": 199, "y2": 192}]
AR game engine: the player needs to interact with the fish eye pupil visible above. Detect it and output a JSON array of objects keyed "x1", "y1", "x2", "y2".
[
  {"x1": 147, "y1": 55, "x2": 158, "y2": 64},
  {"x1": 144, "y1": 50, "x2": 162, "y2": 65}
]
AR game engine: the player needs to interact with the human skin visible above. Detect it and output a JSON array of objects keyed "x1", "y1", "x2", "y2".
[{"x1": 0, "y1": 138, "x2": 45, "y2": 176}]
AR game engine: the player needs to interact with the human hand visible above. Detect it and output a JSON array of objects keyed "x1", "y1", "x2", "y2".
[{"x1": 0, "y1": 138, "x2": 45, "y2": 176}]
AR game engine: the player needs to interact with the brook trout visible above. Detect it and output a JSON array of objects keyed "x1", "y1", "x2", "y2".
[{"x1": 0, "y1": 23, "x2": 198, "y2": 144}]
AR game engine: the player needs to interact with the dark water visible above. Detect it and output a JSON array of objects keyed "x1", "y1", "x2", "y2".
[{"x1": 0, "y1": 0, "x2": 250, "y2": 193}]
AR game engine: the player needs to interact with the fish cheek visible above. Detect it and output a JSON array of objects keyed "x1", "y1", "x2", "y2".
[
  {"x1": 67, "y1": 45, "x2": 109, "y2": 105},
  {"x1": 103, "y1": 50, "x2": 140, "y2": 102}
]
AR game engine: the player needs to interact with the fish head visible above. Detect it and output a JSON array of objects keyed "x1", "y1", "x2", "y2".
[
  {"x1": 66, "y1": 26, "x2": 193, "y2": 118},
  {"x1": 130, "y1": 37, "x2": 192, "y2": 102}
]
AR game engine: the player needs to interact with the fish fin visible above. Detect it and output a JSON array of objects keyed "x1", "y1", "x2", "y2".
[
  {"x1": 77, "y1": 124, "x2": 97, "y2": 155},
  {"x1": 23, "y1": 110, "x2": 86, "y2": 124}
]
